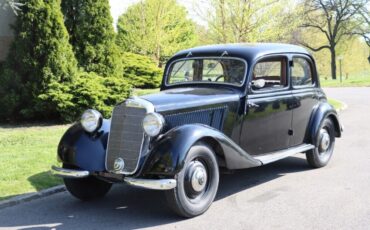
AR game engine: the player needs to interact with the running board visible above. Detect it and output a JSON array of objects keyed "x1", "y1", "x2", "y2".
[{"x1": 254, "y1": 144, "x2": 315, "y2": 165}]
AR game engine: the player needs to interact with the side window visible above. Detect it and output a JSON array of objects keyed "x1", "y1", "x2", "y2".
[
  {"x1": 291, "y1": 57, "x2": 313, "y2": 87},
  {"x1": 252, "y1": 57, "x2": 287, "y2": 91}
]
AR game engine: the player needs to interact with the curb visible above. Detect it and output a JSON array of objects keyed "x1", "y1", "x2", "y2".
[{"x1": 0, "y1": 185, "x2": 66, "y2": 209}]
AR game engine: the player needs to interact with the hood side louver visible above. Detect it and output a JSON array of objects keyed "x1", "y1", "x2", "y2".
[{"x1": 163, "y1": 107, "x2": 227, "y2": 132}]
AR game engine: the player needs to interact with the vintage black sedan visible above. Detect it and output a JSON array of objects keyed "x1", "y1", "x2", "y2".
[{"x1": 52, "y1": 43, "x2": 342, "y2": 217}]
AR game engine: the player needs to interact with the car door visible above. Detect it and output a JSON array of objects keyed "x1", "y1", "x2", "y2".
[
  {"x1": 289, "y1": 55, "x2": 320, "y2": 146},
  {"x1": 240, "y1": 55, "x2": 294, "y2": 155}
]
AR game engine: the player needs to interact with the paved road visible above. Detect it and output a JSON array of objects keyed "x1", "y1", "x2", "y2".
[{"x1": 1, "y1": 87, "x2": 369, "y2": 230}]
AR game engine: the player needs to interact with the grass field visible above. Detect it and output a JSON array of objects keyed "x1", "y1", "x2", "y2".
[
  {"x1": 320, "y1": 75, "x2": 370, "y2": 87},
  {"x1": 0, "y1": 124, "x2": 68, "y2": 200},
  {"x1": 0, "y1": 96, "x2": 344, "y2": 201}
]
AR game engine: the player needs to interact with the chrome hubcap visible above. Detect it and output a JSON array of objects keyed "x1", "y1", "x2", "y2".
[
  {"x1": 185, "y1": 160, "x2": 209, "y2": 198},
  {"x1": 319, "y1": 129, "x2": 330, "y2": 152},
  {"x1": 191, "y1": 162, "x2": 207, "y2": 192}
]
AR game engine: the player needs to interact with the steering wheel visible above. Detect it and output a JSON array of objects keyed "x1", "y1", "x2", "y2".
[{"x1": 215, "y1": 75, "x2": 224, "y2": 82}]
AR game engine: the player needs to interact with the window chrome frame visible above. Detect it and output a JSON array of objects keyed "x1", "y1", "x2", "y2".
[
  {"x1": 290, "y1": 55, "x2": 316, "y2": 89},
  {"x1": 164, "y1": 56, "x2": 248, "y2": 87}
]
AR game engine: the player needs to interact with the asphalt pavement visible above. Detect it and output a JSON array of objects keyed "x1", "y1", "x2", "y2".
[{"x1": 0, "y1": 87, "x2": 369, "y2": 230}]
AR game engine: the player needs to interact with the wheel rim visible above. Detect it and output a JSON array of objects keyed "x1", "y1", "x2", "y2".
[
  {"x1": 318, "y1": 127, "x2": 332, "y2": 160},
  {"x1": 184, "y1": 159, "x2": 209, "y2": 200}
]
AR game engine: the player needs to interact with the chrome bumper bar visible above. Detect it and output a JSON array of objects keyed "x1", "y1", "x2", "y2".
[
  {"x1": 51, "y1": 165, "x2": 90, "y2": 178},
  {"x1": 51, "y1": 166, "x2": 176, "y2": 190},
  {"x1": 124, "y1": 177, "x2": 176, "y2": 190}
]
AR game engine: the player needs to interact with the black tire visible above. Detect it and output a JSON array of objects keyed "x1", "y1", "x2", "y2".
[
  {"x1": 63, "y1": 164, "x2": 112, "y2": 201},
  {"x1": 165, "y1": 142, "x2": 219, "y2": 218},
  {"x1": 306, "y1": 118, "x2": 336, "y2": 168}
]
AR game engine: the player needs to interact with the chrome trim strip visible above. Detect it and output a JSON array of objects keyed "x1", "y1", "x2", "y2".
[
  {"x1": 254, "y1": 144, "x2": 315, "y2": 165},
  {"x1": 51, "y1": 165, "x2": 90, "y2": 178},
  {"x1": 105, "y1": 96, "x2": 154, "y2": 175},
  {"x1": 124, "y1": 177, "x2": 177, "y2": 190}
]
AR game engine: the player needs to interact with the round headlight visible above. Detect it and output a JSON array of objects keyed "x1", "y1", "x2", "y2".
[
  {"x1": 81, "y1": 109, "x2": 102, "y2": 133},
  {"x1": 142, "y1": 113, "x2": 165, "y2": 137}
]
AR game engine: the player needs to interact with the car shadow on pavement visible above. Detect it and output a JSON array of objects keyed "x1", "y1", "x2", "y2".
[{"x1": 0, "y1": 156, "x2": 312, "y2": 230}]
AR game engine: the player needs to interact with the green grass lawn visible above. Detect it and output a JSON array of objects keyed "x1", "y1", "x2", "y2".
[
  {"x1": 0, "y1": 94, "x2": 344, "y2": 201},
  {"x1": 321, "y1": 75, "x2": 370, "y2": 87},
  {"x1": 0, "y1": 124, "x2": 69, "y2": 200}
]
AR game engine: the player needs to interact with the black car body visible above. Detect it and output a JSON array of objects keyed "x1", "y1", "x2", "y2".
[{"x1": 52, "y1": 43, "x2": 342, "y2": 217}]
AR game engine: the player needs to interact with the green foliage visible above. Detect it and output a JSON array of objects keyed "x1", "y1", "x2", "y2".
[
  {"x1": 70, "y1": 72, "x2": 131, "y2": 119},
  {"x1": 61, "y1": 0, "x2": 122, "y2": 77},
  {"x1": 199, "y1": 0, "x2": 301, "y2": 44},
  {"x1": 116, "y1": 0, "x2": 198, "y2": 65},
  {"x1": 0, "y1": 0, "x2": 78, "y2": 121},
  {"x1": 42, "y1": 72, "x2": 131, "y2": 121},
  {"x1": 122, "y1": 52, "x2": 162, "y2": 89}
]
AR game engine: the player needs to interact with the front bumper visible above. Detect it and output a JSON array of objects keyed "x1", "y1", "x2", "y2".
[
  {"x1": 51, "y1": 165, "x2": 176, "y2": 190},
  {"x1": 51, "y1": 165, "x2": 90, "y2": 178}
]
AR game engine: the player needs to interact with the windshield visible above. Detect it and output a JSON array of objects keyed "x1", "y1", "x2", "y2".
[{"x1": 166, "y1": 58, "x2": 247, "y2": 86}]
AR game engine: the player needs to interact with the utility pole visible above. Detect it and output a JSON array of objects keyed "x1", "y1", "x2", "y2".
[{"x1": 338, "y1": 56, "x2": 343, "y2": 83}]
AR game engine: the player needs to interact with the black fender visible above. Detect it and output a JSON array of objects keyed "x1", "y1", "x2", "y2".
[
  {"x1": 306, "y1": 102, "x2": 342, "y2": 146},
  {"x1": 57, "y1": 119, "x2": 111, "y2": 172},
  {"x1": 141, "y1": 124, "x2": 262, "y2": 176}
]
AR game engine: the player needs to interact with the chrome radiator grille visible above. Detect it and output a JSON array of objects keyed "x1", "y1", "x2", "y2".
[{"x1": 106, "y1": 100, "x2": 148, "y2": 174}]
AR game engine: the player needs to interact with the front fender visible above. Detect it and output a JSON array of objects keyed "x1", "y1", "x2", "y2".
[
  {"x1": 57, "y1": 119, "x2": 111, "y2": 171},
  {"x1": 141, "y1": 124, "x2": 262, "y2": 176},
  {"x1": 306, "y1": 102, "x2": 342, "y2": 146}
]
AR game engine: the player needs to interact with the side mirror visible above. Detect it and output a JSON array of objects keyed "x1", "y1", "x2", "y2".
[{"x1": 253, "y1": 79, "x2": 266, "y2": 89}]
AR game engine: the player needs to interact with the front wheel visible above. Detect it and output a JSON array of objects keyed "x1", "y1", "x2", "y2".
[
  {"x1": 306, "y1": 118, "x2": 336, "y2": 168},
  {"x1": 165, "y1": 142, "x2": 219, "y2": 218},
  {"x1": 63, "y1": 164, "x2": 112, "y2": 201}
]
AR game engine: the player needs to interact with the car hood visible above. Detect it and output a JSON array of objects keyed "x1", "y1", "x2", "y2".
[{"x1": 140, "y1": 87, "x2": 240, "y2": 112}]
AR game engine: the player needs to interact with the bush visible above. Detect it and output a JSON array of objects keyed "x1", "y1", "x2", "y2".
[
  {"x1": 122, "y1": 52, "x2": 162, "y2": 89},
  {"x1": 41, "y1": 72, "x2": 132, "y2": 121}
]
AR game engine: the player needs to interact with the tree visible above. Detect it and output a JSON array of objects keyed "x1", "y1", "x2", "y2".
[
  {"x1": 195, "y1": 0, "x2": 301, "y2": 44},
  {"x1": 1, "y1": 0, "x2": 23, "y2": 15},
  {"x1": 349, "y1": 7, "x2": 370, "y2": 62},
  {"x1": 61, "y1": 0, "x2": 122, "y2": 77},
  {"x1": 116, "y1": 0, "x2": 198, "y2": 66},
  {"x1": 0, "y1": 0, "x2": 78, "y2": 121},
  {"x1": 298, "y1": 0, "x2": 368, "y2": 79}
]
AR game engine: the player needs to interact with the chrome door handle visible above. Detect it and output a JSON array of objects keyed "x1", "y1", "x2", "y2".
[{"x1": 247, "y1": 102, "x2": 260, "y2": 108}]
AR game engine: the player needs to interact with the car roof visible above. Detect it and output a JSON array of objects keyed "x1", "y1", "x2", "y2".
[{"x1": 171, "y1": 43, "x2": 311, "y2": 62}]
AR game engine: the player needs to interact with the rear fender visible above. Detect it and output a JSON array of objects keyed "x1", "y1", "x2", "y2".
[
  {"x1": 57, "y1": 119, "x2": 111, "y2": 171},
  {"x1": 141, "y1": 124, "x2": 261, "y2": 176},
  {"x1": 306, "y1": 102, "x2": 342, "y2": 146}
]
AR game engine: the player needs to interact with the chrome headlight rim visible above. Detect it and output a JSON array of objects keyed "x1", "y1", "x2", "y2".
[
  {"x1": 80, "y1": 109, "x2": 103, "y2": 133},
  {"x1": 142, "y1": 112, "x2": 165, "y2": 137}
]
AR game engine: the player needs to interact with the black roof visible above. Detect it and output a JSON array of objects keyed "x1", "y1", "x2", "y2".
[{"x1": 171, "y1": 43, "x2": 311, "y2": 62}]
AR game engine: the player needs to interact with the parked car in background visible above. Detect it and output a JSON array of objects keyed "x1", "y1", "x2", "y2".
[{"x1": 52, "y1": 43, "x2": 342, "y2": 217}]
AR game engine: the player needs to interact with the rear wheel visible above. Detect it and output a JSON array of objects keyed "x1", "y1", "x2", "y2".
[
  {"x1": 306, "y1": 118, "x2": 335, "y2": 168},
  {"x1": 165, "y1": 143, "x2": 219, "y2": 218},
  {"x1": 63, "y1": 164, "x2": 112, "y2": 201}
]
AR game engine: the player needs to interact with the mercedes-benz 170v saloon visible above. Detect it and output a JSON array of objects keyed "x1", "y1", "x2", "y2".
[{"x1": 52, "y1": 43, "x2": 343, "y2": 217}]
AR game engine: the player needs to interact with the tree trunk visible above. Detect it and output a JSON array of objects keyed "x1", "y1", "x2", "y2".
[{"x1": 330, "y1": 48, "x2": 337, "y2": 80}]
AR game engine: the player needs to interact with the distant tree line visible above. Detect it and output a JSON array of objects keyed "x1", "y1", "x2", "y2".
[{"x1": 0, "y1": 0, "x2": 368, "y2": 122}]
